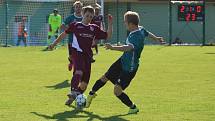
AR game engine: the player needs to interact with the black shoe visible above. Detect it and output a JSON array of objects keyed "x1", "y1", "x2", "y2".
[{"x1": 91, "y1": 58, "x2": 96, "y2": 63}]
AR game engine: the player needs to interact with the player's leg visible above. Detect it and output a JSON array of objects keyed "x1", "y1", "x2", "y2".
[
  {"x1": 54, "y1": 29, "x2": 59, "y2": 39},
  {"x1": 86, "y1": 58, "x2": 122, "y2": 108},
  {"x1": 68, "y1": 45, "x2": 73, "y2": 71},
  {"x1": 16, "y1": 36, "x2": 21, "y2": 46},
  {"x1": 114, "y1": 70, "x2": 139, "y2": 114},
  {"x1": 95, "y1": 44, "x2": 98, "y2": 54},
  {"x1": 54, "y1": 29, "x2": 60, "y2": 48},
  {"x1": 85, "y1": 75, "x2": 107, "y2": 108},
  {"x1": 91, "y1": 40, "x2": 96, "y2": 63},
  {"x1": 66, "y1": 54, "x2": 91, "y2": 107},
  {"x1": 77, "y1": 56, "x2": 91, "y2": 93},
  {"x1": 65, "y1": 70, "x2": 83, "y2": 106},
  {"x1": 47, "y1": 32, "x2": 52, "y2": 45},
  {"x1": 65, "y1": 51, "x2": 85, "y2": 106},
  {"x1": 23, "y1": 36, "x2": 27, "y2": 47}
]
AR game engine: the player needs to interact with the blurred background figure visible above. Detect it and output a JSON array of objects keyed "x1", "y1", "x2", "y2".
[
  {"x1": 47, "y1": 9, "x2": 62, "y2": 46},
  {"x1": 91, "y1": 3, "x2": 104, "y2": 55},
  {"x1": 61, "y1": 0, "x2": 83, "y2": 71},
  {"x1": 16, "y1": 18, "x2": 27, "y2": 46}
]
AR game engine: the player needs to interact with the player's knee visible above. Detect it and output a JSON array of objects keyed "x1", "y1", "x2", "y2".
[
  {"x1": 79, "y1": 82, "x2": 87, "y2": 91},
  {"x1": 114, "y1": 85, "x2": 123, "y2": 96},
  {"x1": 100, "y1": 75, "x2": 108, "y2": 83}
]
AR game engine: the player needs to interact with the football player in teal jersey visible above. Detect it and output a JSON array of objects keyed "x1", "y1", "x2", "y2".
[{"x1": 86, "y1": 11, "x2": 165, "y2": 114}]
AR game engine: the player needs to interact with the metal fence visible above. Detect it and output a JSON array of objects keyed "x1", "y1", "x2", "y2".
[
  {"x1": 0, "y1": 0, "x2": 215, "y2": 46},
  {"x1": 0, "y1": 0, "x2": 98, "y2": 46}
]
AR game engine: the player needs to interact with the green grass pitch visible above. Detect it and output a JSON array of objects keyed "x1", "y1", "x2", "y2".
[{"x1": 0, "y1": 46, "x2": 215, "y2": 121}]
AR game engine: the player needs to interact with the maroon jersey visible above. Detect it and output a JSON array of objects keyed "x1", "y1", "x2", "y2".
[
  {"x1": 91, "y1": 15, "x2": 103, "y2": 28},
  {"x1": 65, "y1": 22, "x2": 107, "y2": 57}
]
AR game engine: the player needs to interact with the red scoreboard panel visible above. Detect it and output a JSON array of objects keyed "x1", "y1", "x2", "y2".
[
  {"x1": 176, "y1": 0, "x2": 205, "y2": 21},
  {"x1": 178, "y1": 5, "x2": 204, "y2": 21}
]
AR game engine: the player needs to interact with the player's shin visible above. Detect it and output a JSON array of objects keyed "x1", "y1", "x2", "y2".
[
  {"x1": 66, "y1": 73, "x2": 82, "y2": 106},
  {"x1": 116, "y1": 92, "x2": 133, "y2": 108},
  {"x1": 89, "y1": 79, "x2": 106, "y2": 95},
  {"x1": 116, "y1": 91, "x2": 139, "y2": 114}
]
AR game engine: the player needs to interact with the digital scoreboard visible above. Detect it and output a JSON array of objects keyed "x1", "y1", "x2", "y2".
[{"x1": 178, "y1": 4, "x2": 204, "y2": 21}]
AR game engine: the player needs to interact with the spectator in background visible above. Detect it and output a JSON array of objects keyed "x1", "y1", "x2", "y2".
[
  {"x1": 47, "y1": 9, "x2": 62, "y2": 46},
  {"x1": 16, "y1": 18, "x2": 27, "y2": 46},
  {"x1": 91, "y1": 3, "x2": 104, "y2": 55},
  {"x1": 61, "y1": 1, "x2": 83, "y2": 71}
]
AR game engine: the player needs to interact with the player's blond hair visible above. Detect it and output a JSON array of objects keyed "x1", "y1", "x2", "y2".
[
  {"x1": 73, "y1": 1, "x2": 83, "y2": 7},
  {"x1": 124, "y1": 11, "x2": 140, "y2": 26},
  {"x1": 82, "y1": 5, "x2": 95, "y2": 14}
]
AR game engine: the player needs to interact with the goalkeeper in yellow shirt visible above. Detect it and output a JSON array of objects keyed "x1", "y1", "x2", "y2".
[{"x1": 47, "y1": 9, "x2": 62, "y2": 46}]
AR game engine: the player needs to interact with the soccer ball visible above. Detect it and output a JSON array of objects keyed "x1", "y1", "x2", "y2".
[{"x1": 75, "y1": 94, "x2": 86, "y2": 108}]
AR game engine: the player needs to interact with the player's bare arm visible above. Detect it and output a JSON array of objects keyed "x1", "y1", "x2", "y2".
[
  {"x1": 105, "y1": 43, "x2": 133, "y2": 52},
  {"x1": 49, "y1": 32, "x2": 67, "y2": 49},
  {"x1": 106, "y1": 14, "x2": 113, "y2": 40},
  {"x1": 148, "y1": 32, "x2": 165, "y2": 44}
]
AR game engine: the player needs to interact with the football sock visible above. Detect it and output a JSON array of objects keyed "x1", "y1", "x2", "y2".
[
  {"x1": 117, "y1": 92, "x2": 133, "y2": 108},
  {"x1": 90, "y1": 79, "x2": 106, "y2": 95},
  {"x1": 71, "y1": 74, "x2": 81, "y2": 91}
]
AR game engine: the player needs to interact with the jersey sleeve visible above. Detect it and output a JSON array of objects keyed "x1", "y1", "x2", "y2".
[
  {"x1": 143, "y1": 29, "x2": 149, "y2": 37},
  {"x1": 94, "y1": 25, "x2": 107, "y2": 40},
  {"x1": 140, "y1": 27, "x2": 149, "y2": 37},
  {"x1": 65, "y1": 22, "x2": 76, "y2": 34},
  {"x1": 127, "y1": 28, "x2": 148, "y2": 50}
]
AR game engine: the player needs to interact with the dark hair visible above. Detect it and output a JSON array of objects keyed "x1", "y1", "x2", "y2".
[
  {"x1": 53, "y1": 9, "x2": 58, "y2": 13},
  {"x1": 124, "y1": 11, "x2": 140, "y2": 26},
  {"x1": 82, "y1": 6, "x2": 95, "y2": 15}
]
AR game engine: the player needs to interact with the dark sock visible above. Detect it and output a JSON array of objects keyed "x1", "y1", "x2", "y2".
[
  {"x1": 89, "y1": 79, "x2": 106, "y2": 95},
  {"x1": 130, "y1": 104, "x2": 136, "y2": 109},
  {"x1": 117, "y1": 92, "x2": 133, "y2": 108},
  {"x1": 89, "y1": 91, "x2": 95, "y2": 95}
]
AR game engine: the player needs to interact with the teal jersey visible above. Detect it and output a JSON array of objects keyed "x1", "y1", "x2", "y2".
[
  {"x1": 121, "y1": 27, "x2": 149, "y2": 72},
  {"x1": 63, "y1": 14, "x2": 82, "y2": 44}
]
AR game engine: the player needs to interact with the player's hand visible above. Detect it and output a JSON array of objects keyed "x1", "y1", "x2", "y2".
[
  {"x1": 108, "y1": 14, "x2": 113, "y2": 25},
  {"x1": 105, "y1": 43, "x2": 112, "y2": 50},
  {"x1": 68, "y1": 63, "x2": 73, "y2": 71},
  {"x1": 157, "y1": 37, "x2": 166, "y2": 44}
]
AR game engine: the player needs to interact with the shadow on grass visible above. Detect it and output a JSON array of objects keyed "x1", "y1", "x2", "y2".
[
  {"x1": 31, "y1": 106, "x2": 131, "y2": 121},
  {"x1": 45, "y1": 80, "x2": 70, "y2": 90},
  {"x1": 205, "y1": 52, "x2": 215, "y2": 54}
]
